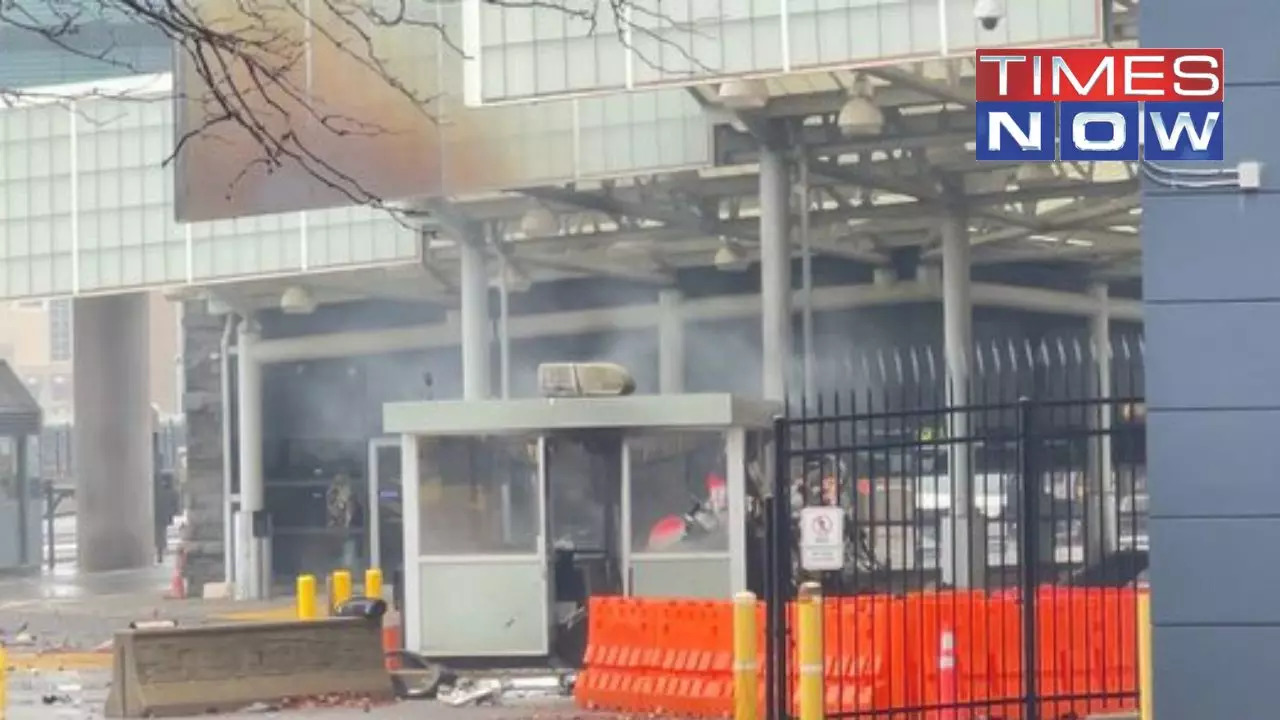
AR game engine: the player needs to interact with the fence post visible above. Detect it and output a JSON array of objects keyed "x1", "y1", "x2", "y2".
[
  {"x1": 1017, "y1": 397, "x2": 1039, "y2": 720},
  {"x1": 331, "y1": 569, "x2": 352, "y2": 613},
  {"x1": 766, "y1": 416, "x2": 791, "y2": 720},
  {"x1": 296, "y1": 574, "x2": 318, "y2": 620},
  {"x1": 796, "y1": 581, "x2": 824, "y2": 720},
  {"x1": 1138, "y1": 591, "x2": 1153, "y2": 720},
  {"x1": 733, "y1": 590, "x2": 760, "y2": 720}
]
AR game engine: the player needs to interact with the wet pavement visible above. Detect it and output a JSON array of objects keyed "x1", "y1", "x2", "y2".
[{"x1": 0, "y1": 517, "x2": 595, "y2": 718}]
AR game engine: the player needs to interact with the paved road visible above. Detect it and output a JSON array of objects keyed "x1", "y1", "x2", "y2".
[{"x1": 2, "y1": 515, "x2": 592, "y2": 719}]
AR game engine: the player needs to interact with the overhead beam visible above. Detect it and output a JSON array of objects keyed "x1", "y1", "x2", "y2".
[
  {"x1": 714, "y1": 110, "x2": 978, "y2": 165},
  {"x1": 865, "y1": 66, "x2": 975, "y2": 108},
  {"x1": 248, "y1": 280, "x2": 1142, "y2": 365},
  {"x1": 807, "y1": 156, "x2": 941, "y2": 200},
  {"x1": 948, "y1": 193, "x2": 1141, "y2": 254},
  {"x1": 758, "y1": 79, "x2": 978, "y2": 118},
  {"x1": 519, "y1": 185, "x2": 715, "y2": 233},
  {"x1": 514, "y1": 250, "x2": 675, "y2": 284},
  {"x1": 443, "y1": 179, "x2": 1137, "y2": 259}
]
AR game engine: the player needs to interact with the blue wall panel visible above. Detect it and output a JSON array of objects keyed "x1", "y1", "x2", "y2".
[{"x1": 1142, "y1": 1, "x2": 1280, "y2": 717}]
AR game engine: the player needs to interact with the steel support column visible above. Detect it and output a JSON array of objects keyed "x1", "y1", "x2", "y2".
[
  {"x1": 1087, "y1": 282, "x2": 1117, "y2": 559},
  {"x1": 460, "y1": 238, "x2": 491, "y2": 401},
  {"x1": 941, "y1": 204, "x2": 986, "y2": 588},
  {"x1": 497, "y1": 256, "x2": 512, "y2": 399},
  {"x1": 236, "y1": 317, "x2": 266, "y2": 599},
  {"x1": 73, "y1": 293, "x2": 154, "y2": 573},
  {"x1": 759, "y1": 132, "x2": 792, "y2": 403},
  {"x1": 658, "y1": 288, "x2": 685, "y2": 394}
]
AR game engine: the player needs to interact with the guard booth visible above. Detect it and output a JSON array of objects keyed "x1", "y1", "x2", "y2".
[
  {"x1": 380, "y1": 364, "x2": 776, "y2": 660},
  {"x1": 0, "y1": 360, "x2": 42, "y2": 573}
]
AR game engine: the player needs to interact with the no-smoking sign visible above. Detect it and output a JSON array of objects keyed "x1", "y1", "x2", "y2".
[{"x1": 799, "y1": 506, "x2": 845, "y2": 571}]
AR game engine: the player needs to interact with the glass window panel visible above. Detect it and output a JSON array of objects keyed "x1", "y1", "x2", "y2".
[
  {"x1": 629, "y1": 432, "x2": 728, "y2": 553},
  {"x1": 419, "y1": 437, "x2": 541, "y2": 555},
  {"x1": 6, "y1": 257, "x2": 30, "y2": 296},
  {"x1": 120, "y1": 247, "x2": 145, "y2": 285}
]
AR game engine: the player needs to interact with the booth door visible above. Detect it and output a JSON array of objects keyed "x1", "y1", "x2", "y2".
[
  {"x1": 416, "y1": 437, "x2": 551, "y2": 657},
  {"x1": 367, "y1": 437, "x2": 403, "y2": 576}
]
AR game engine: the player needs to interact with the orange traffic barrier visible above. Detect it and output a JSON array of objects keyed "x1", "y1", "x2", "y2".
[
  {"x1": 575, "y1": 587, "x2": 1145, "y2": 719},
  {"x1": 382, "y1": 607, "x2": 403, "y2": 670}
]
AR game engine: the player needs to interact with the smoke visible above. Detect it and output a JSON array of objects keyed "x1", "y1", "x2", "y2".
[{"x1": 247, "y1": 287, "x2": 1145, "y2": 576}]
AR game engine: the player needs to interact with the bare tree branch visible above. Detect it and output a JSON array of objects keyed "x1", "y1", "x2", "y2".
[{"x1": 0, "y1": 0, "x2": 703, "y2": 221}]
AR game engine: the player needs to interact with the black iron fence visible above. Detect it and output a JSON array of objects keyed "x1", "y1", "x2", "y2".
[
  {"x1": 37, "y1": 418, "x2": 185, "y2": 482},
  {"x1": 763, "y1": 340, "x2": 1146, "y2": 720}
]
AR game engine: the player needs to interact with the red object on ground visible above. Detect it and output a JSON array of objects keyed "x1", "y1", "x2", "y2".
[
  {"x1": 164, "y1": 547, "x2": 186, "y2": 599},
  {"x1": 382, "y1": 609, "x2": 403, "y2": 670}
]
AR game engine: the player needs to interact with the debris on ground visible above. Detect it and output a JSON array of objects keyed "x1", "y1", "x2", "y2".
[
  {"x1": 242, "y1": 692, "x2": 388, "y2": 713},
  {"x1": 386, "y1": 648, "x2": 576, "y2": 707},
  {"x1": 435, "y1": 671, "x2": 577, "y2": 707}
]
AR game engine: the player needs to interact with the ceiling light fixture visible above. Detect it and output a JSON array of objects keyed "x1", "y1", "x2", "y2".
[
  {"x1": 280, "y1": 286, "x2": 317, "y2": 315},
  {"x1": 717, "y1": 78, "x2": 770, "y2": 109}
]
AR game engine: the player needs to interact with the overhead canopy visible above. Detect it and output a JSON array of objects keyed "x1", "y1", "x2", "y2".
[
  {"x1": 383, "y1": 393, "x2": 779, "y2": 436},
  {"x1": 0, "y1": 360, "x2": 41, "y2": 436}
]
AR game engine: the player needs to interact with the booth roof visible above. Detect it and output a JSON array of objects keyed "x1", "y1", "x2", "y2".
[
  {"x1": 0, "y1": 360, "x2": 41, "y2": 437},
  {"x1": 382, "y1": 393, "x2": 780, "y2": 436}
]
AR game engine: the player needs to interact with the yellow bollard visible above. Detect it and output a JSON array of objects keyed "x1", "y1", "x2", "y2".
[
  {"x1": 365, "y1": 567, "x2": 383, "y2": 601},
  {"x1": 797, "y1": 581, "x2": 824, "y2": 720},
  {"x1": 1138, "y1": 591, "x2": 1153, "y2": 720},
  {"x1": 331, "y1": 569, "x2": 352, "y2": 612},
  {"x1": 732, "y1": 591, "x2": 759, "y2": 720},
  {"x1": 296, "y1": 574, "x2": 318, "y2": 621}
]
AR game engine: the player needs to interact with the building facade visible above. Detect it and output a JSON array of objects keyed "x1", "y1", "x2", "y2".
[
  {"x1": 0, "y1": 296, "x2": 180, "y2": 421},
  {"x1": 1142, "y1": 2, "x2": 1280, "y2": 718}
]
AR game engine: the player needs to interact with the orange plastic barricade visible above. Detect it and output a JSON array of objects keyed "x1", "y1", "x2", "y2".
[{"x1": 574, "y1": 587, "x2": 1143, "y2": 720}]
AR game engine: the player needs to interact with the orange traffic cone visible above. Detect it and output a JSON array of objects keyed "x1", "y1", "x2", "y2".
[
  {"x1": 165, "y1": 546, "x2": 187, "y2": 600},
  {"x1": 383, "y1": 608, "x2": 403, "y2": 670}
]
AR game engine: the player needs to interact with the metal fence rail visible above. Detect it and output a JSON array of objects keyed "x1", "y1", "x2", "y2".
[
  {"x1": 37, "y1": 417, "x2": 186, "y2": 481},
  {"x1": 764, "y1": 338, "x2": 1146, "y2": 720}
]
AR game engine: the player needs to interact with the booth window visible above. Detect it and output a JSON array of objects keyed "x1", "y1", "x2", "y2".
[
  {"x1": 629, "y1": 432, "x2": 729, "y2": 553},
  {"x1": 418, "y1": 437, "x2": 540, "y2": 555}
]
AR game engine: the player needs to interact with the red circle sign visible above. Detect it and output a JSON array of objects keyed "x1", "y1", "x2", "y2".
[{"x1": 812, "y1": 514, "x2": 833, "y2": 534}]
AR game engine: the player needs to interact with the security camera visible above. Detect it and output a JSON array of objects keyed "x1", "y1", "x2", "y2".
[{"x1": 973, "y1": 0, "x2": 1004, "y2": 30}]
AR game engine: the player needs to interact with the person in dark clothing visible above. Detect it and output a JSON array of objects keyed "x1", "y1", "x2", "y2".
[{"x1": 154, "y1": 471, "x2": 180, "y2": 563}]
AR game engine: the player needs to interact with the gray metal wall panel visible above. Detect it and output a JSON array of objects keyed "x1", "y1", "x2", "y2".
[
  {"x1": 1144, "y1": 193, "x2": 1280, "y2": 302},
  {"x1": 1140, "y1": 0, "x2": 1280, "y2": 83},
  {"x1": 1148, "y1": 517, "x2": 1280, "y2": 624},
  {"x1": 1152, "y1": 626, "x2": 1280, "y2": 720},
  {"x1": 1148, "y1": 410, "x2": 1280, "y2": 518},
  {"x1": 1145, "y1": 302, "x2": 1280, "y2": 409},
  {"x1": 1142, "y1": 0, "x2": 1280, "y2": 716}
]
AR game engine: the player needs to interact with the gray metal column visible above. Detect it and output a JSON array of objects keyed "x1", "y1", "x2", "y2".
[
  {"x1": 759, "y1": 135, "x2": 792, "y2": 403},
  {"x1": 798, "y1": 156, "x2": 817, "y2": 406},
  {"x1": 236, "y1": 318, "x2": 266, "y2": 599},
  {"x1": 73, "y1": 293, "x2": 154, "y2": 572},
  {"x1": 497, "y1": 255, "x2": 512, "y2": 399},
  {"x1": 459, "y1": 239, "x2": 491, "y2": 401},
  {"x1": 1086, "y1": 282, "x2": 1116, "y2": 560},
  {"x1": 940, "y1": 206, "x2": 986, "y2": 588},
  {"x1": 658, "y1": 288, "x2": 685, "y2": 394}
]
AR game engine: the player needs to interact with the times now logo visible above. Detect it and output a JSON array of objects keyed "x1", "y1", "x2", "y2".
[{"x1": 975, "y1": 48, "x2": 1224, "y2": 162}]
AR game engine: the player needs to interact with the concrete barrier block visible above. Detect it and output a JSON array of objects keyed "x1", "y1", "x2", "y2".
[{"x1": 104, "y1": 617, "x2": 393, "y2": 717}]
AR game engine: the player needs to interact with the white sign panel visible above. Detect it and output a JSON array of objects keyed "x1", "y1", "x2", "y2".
[{"x1": 799, "y1": 506, "x2": 846, "y2": 572}]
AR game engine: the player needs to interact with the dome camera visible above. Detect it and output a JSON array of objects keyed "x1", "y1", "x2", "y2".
[{"x1": 973, "y1": 0, "x2": 1005, "y2": 30}]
